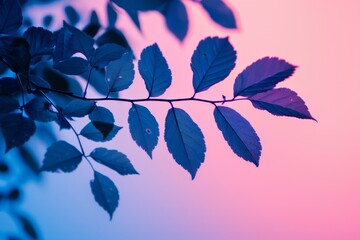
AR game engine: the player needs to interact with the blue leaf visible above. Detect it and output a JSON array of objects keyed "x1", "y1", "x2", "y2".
[
  {"x1": 89, "y1": 106, "x2": 114, "y2": 123},
  {"x1": 65, "y1": 5, "x2": 80, "y2": 26},
  {"x1": 83, "y1": 11, "x2": 101, "y2": 37},
  {"x1": 107, "y1": 2, "x2": 118, "y2": 28},
  {"x1": 111, "y1": 0, "x2": 167, "y2": 11},
  {"x1": 90, "y1": 171, "x2": 119, "y2": 220},
  {"x1": 0, "y1": 96, "x2": 19, "y2": 115},
  {"x1": 23, "y1": 27, "x2": 53, "y2": 64},
  {"x1": 214, "y1": 106, "x2": 261, "y2": 166},
  {"x1": 127, "y1": 10, "x2": 141, "y2": 30},
  {"x1": 163, "y1": 0, "x2": 188, "y2": 41},
  {"x1": 0, "y1": 36, "x2": 31, "y2": 74},
  {"x1": 201, "y1": 0, "x2": 237, "y2": 29},
  {"x1": 90, "y1": 43, "x2": 128, "y2": 69},
  {"x1": 0, "y1": 114, "x2": 36, "y2": 152},
  {"x1": 80, "y1": 122, "x2": 121, "y2": 142},
  {"x1": 105, "y1": 52, "x2": 134, "y2": 93},
  {"x1": 234, "y1": 57, "x2": 297, "y2": 97},
  {"x1": 54, "y1": 57, "x2": 90, "y2": 75},
  {"x1": 164, "y1": 107, "x2": 206, "y2": 179},
  {"x1": 249, "y1": 88, "x2": 316, "y2": 120},
  {"x1": 191, "y1": 37, "x2": 236, "y2": 93},
  {"x1": 24, "y1": 97, "x2": 57, "y2": 122},
  {"x1": 15, "y1": 213, "x2": 38, "y2": 240},
  {"x1": 62, "y1": 99, "x2": 95, "y2": 118},
  {"x1": 96, "y1": 29, "x2": 132, "y2": 52},
  {"x1": 41, "y1": 140, "x2": 82, "y2": 173},
  {"x1": 138, "y1": 43, "x2": 172, "y2": 97},
  {"x1": 128, "y1": 104, "x2": 159, "y2": 158},
  {"x1": 43, "y1": 15, "x2": 53, "y2": 28},
  {"x1": 90, "y1": 148, "x2": 139, "y2": 175},
  {"x1": 0, "y1": 77, "x2": 21, "y2": 95},
  {"x1": 0, "y1": 0, "x2": 22, "y2": 34}
]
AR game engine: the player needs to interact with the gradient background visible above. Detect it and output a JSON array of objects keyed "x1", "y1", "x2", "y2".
[{"x1": 2, "y1": 0, "x2": 360, "y2": 239}]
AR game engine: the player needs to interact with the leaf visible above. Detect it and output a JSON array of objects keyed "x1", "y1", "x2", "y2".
[
  {"x1": 55, "y1": 113, "x2": 71, "y2": 130},
  {"x1": 127, "y1": 10, "x2": 141, "y2": 30},
  {"x1": 65, "y1": 5, "x2": 80, "y2": 26},
  {"x1": 111, "y1": 0, "x2": 167, "y2": 11},
  {"x1": 43, "y1": 15, "x2": 53, "y2": 28},
  {"x1": 23, "y1": 27, "x2": 53, "y2": 63},
  {"x1": 233, "y1": 57, "x2": 297, "y2": 97},
  {"x1": 107, "y1": 2, "x2": 117, "y2": 28},
  {"x1": 162, "y1": 0, "x2": 188, "y2": 41},
  {"x1": 89, "y1": 106, "x2": 114, "y2": 123},
  {"x1": 92, "y1": 121, "x2": 114, "y2": 140},
  {"x1": 62, "y1": 99, "x2": 95, "y2": 118},
  {"x1": 90, "y1": 171, "x2": 119, "y2": 220},
  {"x1": 0, "y1": 114, "x2": 36, "y2": 152},
  {"x1": 90, "y1": 148, "x2": 139, "y2": 175},
  {"x1": 191, "y1": 37, "x2": 236, "y2": 93},
  {"x1": 54, "y1": 57, "x2": 90, "y2": 75},
  {"x1": 105, "y1": 52, "x2": 134, "y2": 92},
  {"x1": 138, "y1": 43, "x2": 172, "y2": 97},
  {"x1": 18, "y1": 146, "x2": 40, "y2": 175},
  {"x1": 214, "y1": 106, "x2": 261, "y2": 166},
  {"x1": 0, "y1": 77, "x2": 21, "y2": 95},
  {"x1": 0, "y1": 36, "x2": 31, "y2": 74},
  {"x1": 0, "y1": 96, "x2": 19, "y2": 115},
  {"x1": 15, "y1": 213, "x2": 38, "y2": 240},
  {"x1": 164, "y1": 108, "x2": 206, "y2": 179},
  {"x1": 83, "y1": 11, "x2": 101, "y2": 37},
  {"x1": 249, "y1": 88, "x2": 315, "y2": 120},
  {"x1": 24, "y1": 97, "x2": 57, "y2": 122},
  {"x1": 128, "y1": 104, "x2": 159, "y2": 158},
  {"x1": 90, "y1": 43, "x2": 128, "y2": 69},
  {"x1": 201, "y1": 0, "x2": 237, "y2": 29},
  {"x1": 40, "y1": 140, "x2": 82, "y2": 173},
  {"x1": 96, "y1": 29, "x2": 132, "y2": 51},
  {"x1": 80, "y1": 122, "x2": 121, "y2": 142},
  {"x1": 0, "y1": 0, "x2": 23, "y2": 34}
]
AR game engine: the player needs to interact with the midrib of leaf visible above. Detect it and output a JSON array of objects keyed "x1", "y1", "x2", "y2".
[
  {"x1": 133, "y1": 104, "x2": 151, "y2": 155},
  {"x1": 149, "y1": 53, "x2": 157, "y2": 96},
  {"x1": 215, "y1": 106, "x2": 256, "y2": 161}
]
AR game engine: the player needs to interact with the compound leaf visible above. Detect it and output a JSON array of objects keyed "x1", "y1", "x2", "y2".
[
  {"x1": 41, "y1": 140, "x2": 82, "y2": 173},
  {"x1": 214, "y1": 106, "x2": 261, "y2": 166},
  {"x1": 164, "y1": 107, "x2": 206, "y2": 179},
  {"x1": 191, "y1": 36, "x2": 236, "y2": 93}
]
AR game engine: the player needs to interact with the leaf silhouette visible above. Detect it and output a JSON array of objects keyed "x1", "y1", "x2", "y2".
[
  {"x1": 233, "y1": 57, "x2": 296, "y2": 97},
  {"x1": 65, "y1": 5, "x2": 80, "y2": 26},
  {"x1": 111, "y1": 0, "x2": 166, "y2": 11},
  {"x1": 80, "y1": 122, "x2": 121, "y2": 142},
  {"x1": 54, "y1": 57, "x2": 90, "y2": 75},
  {"x1": 23, "y1": 27, "x2": 53, "y2": 64},
  {"x1": 90, "y1": 171, "x2": 119, "y2": 220},
  {"x1": 15, "y1": 213, "x2": 38, "y2": 240},
  {"x1": 62, "y1": 99, "x2": 95, "y2": 118},
  {"x1": 0, "y1": 114, "x2": 36, "y2": 152},
  {"x1": 107, "y1": 2, "x2": 117, "y2": 28},
  {"x1": 89, "y1": 106, "x2": 115, "y2": 123},
  {"x1": 0, "y1": 36, "x2": 31, "y2": 74},
  {"x1": 41, "y1": 141, "x2": 82, "y2": 173},
  {"x1": 96, "y1": 29, "x2": 132, "y2": 52},
  {"x1": 105, "y1": 52, "x2": 134, "y2": 92},
  {"x1": 0, "y1": 96, "x2": 19, "y2": 115},
  {"x1": 164, "y1": 107, "x2": 206, "y2": 179},
  {"x1": 0, "y1": 0, "x2": 23, "y2": 34},
  {"x1": 128, "y1": 104, "x2": 159, "y2": 158},
  {"x1": 162, "y1": 0, "x2": 188, "y2": 41},
  {"x1": 83, "y1": 10, "x2": 101, "y2": 37},
  {"x1": 90, "y1": 43, "x2": 128, "y2": 69},
  {"x1": 138, "y1": 43, "x2": 172, "y2": 97},
  {"x1": 24, "y1": 97, "x2": 57, "y2": 122},
  {"x1": 90, "y1": 148, "x2": 139, "y2": 175},
  {"x1": 191, "y1": 36, "x2": 236, "y2": 93},
  {"x1": 249, "y1": 88, "x2": 316, "y2": 120},
  {"x1": 214, "y1": 106, "x2": 261, "y2": 166},
  {"x1": 201, "y1": 0, "x2": 237, "y2": 29}
]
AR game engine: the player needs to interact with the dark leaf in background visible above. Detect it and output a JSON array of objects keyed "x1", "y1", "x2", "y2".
[
  {"x1": 164, "y1": 108, "x2": 206, "y2": 179},
  {"x1": 0, "y1": 0, "x2": 23, "y2": 34},
  {"x1": 65, "y1": 5, "x2": 80, "y2": 26},
  {"x1": 83, "y1": 11, "x2": 101, "y2": 37},
  {"x1": 249, "y1": 88, "x2": 315, "y2": 120},
  {"x1": 138, "y1": 43, "x2": 172, "y2": 97},
  {"x1": 80, "y1": 122, "x2": 121, "y2": 142},
  {"x1": 23, "y1": 27, "x2": 53, "y2": 63},
  {"x1": 0, "y1": 96, "x2": 19, "y2": 115},
  {"x1": 191, "y1": 36, "x2": 236, "y2": 93},
  {"x1": 62, "y1": 99, "x2": 95, "y2": 118},
  {"x1": 111, "y1": 0, "x2": 167, "y2": 11},
  {"x1": 128, "y1": 104, "x2": 159, "y2": 158},
  {"x1": 0, "y1": 36, "x2": 31, "y2": 74},
  {"x1": 0, "y1": 77, "x2": 21, "y2": 95},
  {"x1": 105, "y1": 52, "x2": 134, "y2": 92},
  {"x1": 29, "y1": 74, "x2": 51, "y2": 89},
  {"x1": 90, "y1": 171, "x2": 119, "y2": 220},
  {"x1": 18, "y1": 146, "x2": 40, "y2": 175},
  {"x1": 63, "y1": 22, "x2": 95, "y2": 59},
  {"x1": 24, "y1": 97, "x2": 57, "y2": 122},
  {"x1": 162, "y1": 0, "x2": 188, "y2": 41},
  {"x1": 54, "y1": 57, "x2": 90, "y2": 75},
  {"x1": 96, "y1": 28, "x2": 131, "y2": 51},
  {"x1": 233, "y1": 57, "x2": 296, "y2": 97},
  {"x1": 201, "y1": 0, "x2": 237, "y2": 29},
  {"x1": 90, "y1": 148, "x2": 139, "y2": 175},
  {"x1": 214, "y1": 106, "x2": 261, "y2": 166},
  {"x1": 0, "y1": 114, "x2": 36, "y2": 152},
  {"x1": 127, "y1": 10, "x2": 141, "y2": 30},
  {"x1": 41, "y1": 141, "x2": 82, "y2": 173},
  {"x1": 90, "y1": 43, "x2": 128, "y2": 69},
  {"x1": 42, "y1": 15, "x2": 53, "y2": 28},
  {"x1": 107, "y1": 2, "x2": 118, "y2": 28},
  {"x1": 15, "y1": 213, "x2": 38, "y2": 240}
]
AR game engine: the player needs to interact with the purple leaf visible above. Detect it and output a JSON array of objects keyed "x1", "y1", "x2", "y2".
[
  {"x1": 249, "y1": 88, "x2": 316, "y2": 120},
  {"x1": 234, "y1": 57, "x2": 296, "y2": 97}
]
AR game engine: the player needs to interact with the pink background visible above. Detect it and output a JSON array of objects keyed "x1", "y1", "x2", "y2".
[{"x1": 6, "y1": 0, "x2": 359, "y2": 239}]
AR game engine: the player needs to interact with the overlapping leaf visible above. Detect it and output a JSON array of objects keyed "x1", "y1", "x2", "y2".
[
  {"x1": 164, "y1": 107, "x2": 206, "y2": 179},
  {"x1": 214, "y1": 106, "x2": 261, "y2": 166},
  {"x1": 54, "y1": 57, "x2": 90, "y2": 75},
  {"x1": 80, "y1": 123, "x2": 121, "y2": 142},
  {"x1": 90, "y1": 43, "x2": 128, "y2": 69},
  {"x1": 191, "y1": 37, "x2": 236, "y2": 93},
  {"x1": 24, "y1": 97, "x2": 57, "y2": 122},
  {"x1": 23, "y1": 27, "x2": 53, "y2": 63},
  {"x1": 0, "y1": 0, "x2": 23, "y2": 34},
  {"x1": 234, "y1": 57, "x2": 296, "y2": 97}
]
